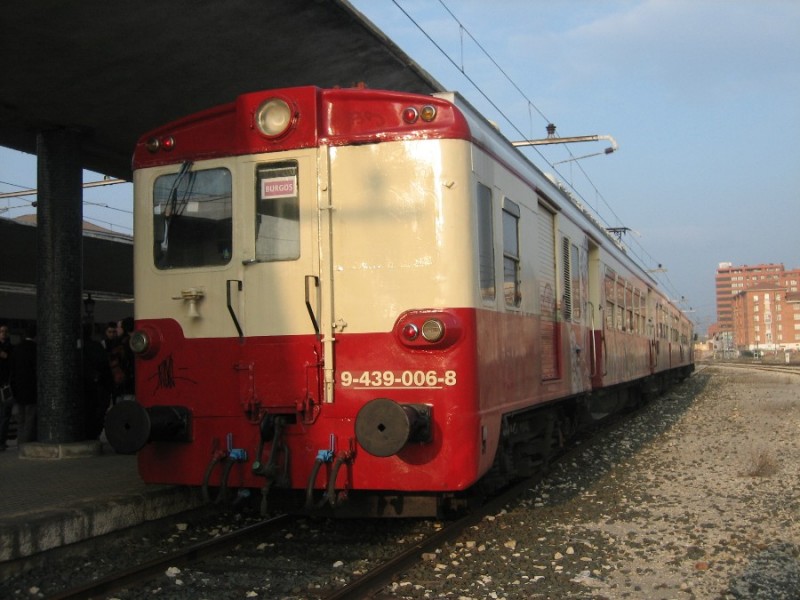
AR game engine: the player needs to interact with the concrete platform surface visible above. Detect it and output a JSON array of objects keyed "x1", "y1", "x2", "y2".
[{"x1": 0, "y1": 439, "x2": 203, "y2": 563}]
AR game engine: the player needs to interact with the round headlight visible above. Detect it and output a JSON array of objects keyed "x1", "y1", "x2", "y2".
[
  {"x1": 145, "y1": 137, "x2": 160, "y2": 153},
  {"x1": 129, "y1": 330, "x2": 151, "y2": 355},
  {"x1": 255, "y1": 98, "x2": 293, "y2": 137},
  {"x1": 421, "y1": 319, "x2": 445, "y2": 343}
]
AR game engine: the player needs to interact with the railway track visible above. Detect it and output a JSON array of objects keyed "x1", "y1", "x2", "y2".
[
  {"x1": 704, "y1": 361, "x2": 800, "y2": 376},
  {"x1": 45, "y1": 514, "x2": 294, "y2": 600},
  {"x1": 44, "y1": 480, "x2": 535, "y2": 600},
  {"x1": 43, "y1": 480, "x2": 548, "y2": 600},
  {"x1": 322, "y1": 404, "x2": 650, "y2": 600},
  {"x1": 320, "y1": 475, "x2": 541, "y2": 600},
  {"x1": 43, "y1": 393, "x2": 655, "y2": 600}
]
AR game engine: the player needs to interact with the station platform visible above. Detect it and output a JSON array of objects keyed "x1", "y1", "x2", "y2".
[{"x1": 0, "y1": 437, "x2": 203, "y2": 565}]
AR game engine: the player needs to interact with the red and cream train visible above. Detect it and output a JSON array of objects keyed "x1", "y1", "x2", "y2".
[{"x1": 105, "y1": 86, "x2": 694, "y2": 516}]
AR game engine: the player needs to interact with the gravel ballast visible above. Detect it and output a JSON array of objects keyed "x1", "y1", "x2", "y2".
[
  {"x1": 3, "y1": 365, "x2": 798, "y2": 599},
  {"x1": 384, "y1": 365, "x2": 800, "y2": 599}
]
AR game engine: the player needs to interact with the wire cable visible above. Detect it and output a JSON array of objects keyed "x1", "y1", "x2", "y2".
[{"x1": 393, "y1": 0, "x2": 689, "y2": 302}]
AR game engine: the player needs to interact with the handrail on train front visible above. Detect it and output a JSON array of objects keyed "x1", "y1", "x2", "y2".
[
  {"x1": 305, "y1": 275, "x2": 320, "y2": 335},
  {"x1": 226, "y1": 279, "x2": 244, "y2": 341}
]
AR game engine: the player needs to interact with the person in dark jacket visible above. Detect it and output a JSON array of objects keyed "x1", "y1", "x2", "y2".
[
  {"x1": 101, "y1": 321, "x2": 118, "y2": 351},
  {"x1": 12, "y1": 323, "x2": 37, "y2": 444},
  {"x1": 83, "y1": 324, "x2": 112, "y2": 439},
  {"x1": 0, "y1": 323, "x2": 13, "y2": 450},
  {"x1": 110, "y1": 317, "x2": 135, "y2": 403}
]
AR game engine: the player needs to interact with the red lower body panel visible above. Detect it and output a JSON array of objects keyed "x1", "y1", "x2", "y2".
[{"x1": 130, "y1": 310, "x2": 596, "y2": 495}]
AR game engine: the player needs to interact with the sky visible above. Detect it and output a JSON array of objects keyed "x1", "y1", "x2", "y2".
[
  {"x1": 350, "y1": 0, "x2": 800, "y2": 334},
  {"x1": 1, "y1": 0, "x2": 798, "y2": 335}
]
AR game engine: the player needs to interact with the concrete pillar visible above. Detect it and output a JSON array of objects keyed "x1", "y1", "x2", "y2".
[{"x1": 35, "y1": 129, "x2": 85, "y2": 444}]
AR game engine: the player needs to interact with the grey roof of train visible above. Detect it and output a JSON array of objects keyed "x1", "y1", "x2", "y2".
[{"x1": 0, "y1": 0, "x2": 442, "y2": 180}]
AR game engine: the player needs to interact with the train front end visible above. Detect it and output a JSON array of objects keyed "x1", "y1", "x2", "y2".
[{"x1": 105, "y1": 87, "x2": 486, "y2": 516}]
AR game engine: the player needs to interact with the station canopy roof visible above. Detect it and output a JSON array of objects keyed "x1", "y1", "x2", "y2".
[{"x1": 0, "y1": 0, "x2": 442, "y2": 180}]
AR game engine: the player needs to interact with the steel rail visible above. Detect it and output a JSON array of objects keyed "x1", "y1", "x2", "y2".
[
  {"x1": 321, "y1": 388, "x2": 676, "y2": 600},
  {"x1": 709, "y1": 362, "x2": 800, "y2": 376},
  {"x1": 45, "y1": 513, "x2": 293, "y2": 600},
  {"x1": 322, "y1": 476, "x2": 541, "y2": 600}
]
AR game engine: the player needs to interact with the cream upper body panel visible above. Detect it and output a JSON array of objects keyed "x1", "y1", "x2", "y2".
[
  {"x1": 328, "y1": 138, "x2": 476, "y2": 332},
  {"x1": 133, "y1": 139, "x2": 478, "y2": 338},
  {"x1": 133, "y1": 152, "x2": 319, "y2": 338}
]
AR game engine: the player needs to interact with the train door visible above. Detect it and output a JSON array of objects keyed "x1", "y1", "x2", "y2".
[
  {"x1": 536, "y1": 204, "x2": 559, "y2": 380},
  {"x1": 235, "y1": 152, "x2": 325, "y2": 413},
  {"x1": 561, "y1": 235, "x2": 590, "y2": 391},
  {"x1": 647, "y1": 289, "x2": 658, "y2": 373}
]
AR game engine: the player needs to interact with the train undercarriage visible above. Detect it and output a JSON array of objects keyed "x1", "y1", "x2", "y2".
[{"x1": 197, "y1": 366, "x2": 694, "y2": 518}]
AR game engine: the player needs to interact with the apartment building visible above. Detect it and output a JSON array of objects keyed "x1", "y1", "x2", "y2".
[
  {"x1": 714, "y1": 262, "x2": 785, "y2": 333},
  {"x1": 729, "y1": 267, "x2": 800, "y2": 352}
]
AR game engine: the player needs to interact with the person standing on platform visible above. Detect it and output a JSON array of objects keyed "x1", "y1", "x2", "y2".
[
  {"x1": 0, "y1": 324, "x2": 14, "y2": 450},
  {"x1": 110, "y1": 317, "x2": 135, "y2": 403},
  {"x1": 101, "y1": 321, "x2": 117, "y2": 351},
  {"x1": 83, "y1": 324, "x2": 112, "y2": 439},
  {"x1": 12, "y1": 323, "x2": 37, "y2": 444}
]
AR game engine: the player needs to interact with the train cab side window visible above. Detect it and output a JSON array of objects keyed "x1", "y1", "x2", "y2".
[
  {"x1": 477, "y1": 183, "x2": 495, "y2": 301},
  {"x1": 502, "y1": 198, "x2": 521, "y2": 307},
  {"x1": 153, "y1": 166, "x2": 232, "y2": 270},
  {"x1": 255, "y1": 161, "x2": 300, "y2": 262}
]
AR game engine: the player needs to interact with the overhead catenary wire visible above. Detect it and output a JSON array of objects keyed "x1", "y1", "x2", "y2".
[
  {"x1": 397, "y1": 0, "x2": 626, "y2": 230},
  {"x1": 0, "y1": 178, "x2": 31, "y2": 190},
  {"x1": 0, "y1": 175, "x2": 133, "y2": 234},
  {"x1": 393, "y1": 0, "x2": 685, "y2": 301}
]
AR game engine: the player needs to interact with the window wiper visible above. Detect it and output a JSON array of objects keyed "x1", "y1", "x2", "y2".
[{"x1": 161, "y1": 161, "x2": 194, "y2": 254}]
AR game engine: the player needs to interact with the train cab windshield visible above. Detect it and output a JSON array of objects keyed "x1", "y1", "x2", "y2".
[{"x1": 153, "y1": 164, "x2": 233, "y2": 269}]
